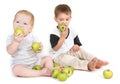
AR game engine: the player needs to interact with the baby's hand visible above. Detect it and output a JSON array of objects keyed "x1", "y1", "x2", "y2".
[
  {"x1": 14, "y1": 34, "x2": 24, "y2": 43},
  {"x1": 71, "y1": 45, "x2": 80, "y2": 52}
]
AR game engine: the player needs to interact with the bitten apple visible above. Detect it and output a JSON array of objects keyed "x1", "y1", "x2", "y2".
[
  {"x1": 59, "y1": 24, "x2": 66, "y2": 32},
  {"x1": 14, "y1": 28, "x2": 24, "y2": 35}
]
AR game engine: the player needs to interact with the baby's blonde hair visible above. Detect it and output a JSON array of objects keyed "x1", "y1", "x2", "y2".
[{"x1": 13, "y1": 10, "x2": 34, "y2": 26}]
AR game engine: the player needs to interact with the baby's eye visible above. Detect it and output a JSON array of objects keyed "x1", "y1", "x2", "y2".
[
  {"x1": 24, "y1": 23, "x2": 27, "y2": 25},
  {"x1": 16, "y1": 21, "x2": 19, "y2": 23}
]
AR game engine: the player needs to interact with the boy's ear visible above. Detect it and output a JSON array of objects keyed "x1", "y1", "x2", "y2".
[{"x1": 54, "y1": 17, "x2": 57, "y2": 22}]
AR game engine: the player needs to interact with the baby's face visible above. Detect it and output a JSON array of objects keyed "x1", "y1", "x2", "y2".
[
  {"x1": 55, "y1": 13, "x2": 71, "y2": 28},
  {"x1": 13, "y1": 13, "x2": 33, "y2": 36}
]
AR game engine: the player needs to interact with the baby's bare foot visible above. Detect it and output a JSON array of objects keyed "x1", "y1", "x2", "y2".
[
  {"x1": 41, "y1": 68, "x2": 51, "y2": 76},
  {"x1": 88, "y1": 58, "x2": 98, "y2": 71},
  {"x1": 96, "y1": 59, "x2": 109, "y2": 69}
]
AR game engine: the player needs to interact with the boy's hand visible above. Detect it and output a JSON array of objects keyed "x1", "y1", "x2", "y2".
[
  {"x1": 71, "y1": 44, "x2": 80, "y2": 52},
  {"x1": 35, "y1": 42, "x2": 43, "y2": 53},
  {"x1": 14, "y1": 34, "x2": 24, "y2": 43},
  {"x1": 60, "y1": 28, "x2": 68, "y2": 39}
]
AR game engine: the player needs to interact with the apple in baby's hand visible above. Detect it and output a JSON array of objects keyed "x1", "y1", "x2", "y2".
[
  {"x1": 103, "y1": 69, "x2": 113, "y2": 79},
  {"x1": 32, "y1": 42, "x2": 41, "y2": 52},
  {"x1": 32, "y1": 65, "x2": 41, "y2": 70},
  {"x1": 14, "y1": 28, "x2": 24, "y2": 35},
  {"x1": 62, "y1": 66, "x2": 74, "y2": 77},
  {"x1": 59, "y1": 24, "x2": 66, "y2": 32},
  {"x1": 52, "y1": 69, "x2": 61, "y2": 78},
  {"x1": 57, "y1": 72, "x2": 67, "y2": 81}
]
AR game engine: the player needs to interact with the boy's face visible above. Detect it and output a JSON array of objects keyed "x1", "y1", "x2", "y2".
[
  {"x1": 55, "y1": 13, "x2": 71, "y2": 28},
  {"x1": 13, "y1": 13, "x2": 33, "y2": 36}
]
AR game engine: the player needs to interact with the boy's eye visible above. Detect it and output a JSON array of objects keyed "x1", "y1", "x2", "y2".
[
  {"x1": 60, "y1": 19, "x2": 63, "y2": 21},
  {"x1": 16, "y1": 21, "x2": 19, "y2": 23},
  {"x1": 66, "y1": 19, "x2": 69, "y2": 21},
  {"x1": 24, "y1": 23, "x2": 27, "y2": 25}
]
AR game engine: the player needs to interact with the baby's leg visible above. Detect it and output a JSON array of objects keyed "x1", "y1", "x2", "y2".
[
  {"x1": 12, "y1": 64, "x2": 51, "y2": 77},
  {"x1": 95, "y1": 59, "x2": 109, "y2": 69},
  {"x1": 40, "y1": 56, "x2": 53, "y2": 72}
]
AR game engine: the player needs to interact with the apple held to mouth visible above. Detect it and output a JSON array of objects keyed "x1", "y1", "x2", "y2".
[
  {"x1": 59, "y1": 24, "x2": 66, "y2": 32},
  {"x1": 52, "y1": 69, "x2": 61, "y2": 78},
  {"x1": 57, "y1": 72, "x2": 67, "y2": 81},
  {"x1": 32, "y1": 65, "x2": 41, "y2": 70},
  {"x1": 14, "y1": 28, "x2": 24, "y2": 35},
  {"x1": 32, "y1": 42, "x2": 41, "y2": 52},
  {"x1": 103, "y1": 69, "x2": 113, "y2": 79},
  {"x1": 62, "y1": 66, "x2": 74, "y2": 77}
]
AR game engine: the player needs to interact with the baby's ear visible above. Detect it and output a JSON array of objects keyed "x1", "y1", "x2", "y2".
[{"x1": 29, "y1": 26, "x2": 33, "y2": 32}]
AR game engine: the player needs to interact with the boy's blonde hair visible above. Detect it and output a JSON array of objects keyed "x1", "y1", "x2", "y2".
[
  {"x1": 13, "y1": 10, "x2": 34, "y2": 26},
  {"x1": 54, "y1": 4, "x2": 72, "y2": 17}
]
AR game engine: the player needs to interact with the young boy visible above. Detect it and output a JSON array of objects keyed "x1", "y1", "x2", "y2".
[
  {"x1": 6, "y1": 10, "x2": 53, "y2": 77},
  {"x1": 49, "y1": 4, "x2": 108, "y2": 71}
]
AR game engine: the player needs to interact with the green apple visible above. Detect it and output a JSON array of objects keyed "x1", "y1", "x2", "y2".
[
  {"x1": 14, "y1": 28, "x2": 24, "y2": 35},
  {"x1": 103, "y1": 69, "x2": 113, "y2": 79},
  {"x1": 52, "y1": 69, "x2": 61, "y2": 78},
  {"x1": 79, "y1": 58, "x2": 85, "y2": 60},
  {"x1": 62, "y1": 66, "x2": 74, "y2": 77},
  {"x1": 57, "y1": 72, "x2": 67, "y2": 81},
  {"x1": 59, "y1": 24, "x2": 66, "y2": 32},
  {"x1": 69, "y1": 66, "x2": 74, "y2": 73},
  {"x1": 32, "y1": 42, "x2": 41, "y2": 52},
  {"x1": 32, "y1": 65, "x2": 41, "y2": 70},
  {"x1": 54, "y1": 62, "x2": 60, "y2": 67}
]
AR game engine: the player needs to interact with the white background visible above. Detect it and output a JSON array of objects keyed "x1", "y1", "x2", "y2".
[{"x1": 0, "y1": 0, "x2": 120, "y2": 84}]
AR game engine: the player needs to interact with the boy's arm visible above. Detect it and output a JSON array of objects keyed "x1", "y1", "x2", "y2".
[
  {"x1": 50, "y1": 29, "x2": 68, "y2": 51},
  {"x1": 74, "y1": 35, "x2": 82, "y2": 46},
  {"x1": 53, "y1": 36, "x2": 65, "y2": 51},
  {"x1": 50, "y1": 34, "x2": 66, "y2": 51},
  {"x1": 71, "y1": 35, "x2": 82, "y2": 52}
]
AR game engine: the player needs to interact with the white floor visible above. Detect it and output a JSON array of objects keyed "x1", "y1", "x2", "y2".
[{"x1": 0, "y1": 46, "x2": 119, "y2": 84}]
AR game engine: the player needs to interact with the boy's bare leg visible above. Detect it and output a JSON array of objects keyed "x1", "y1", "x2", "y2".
[
  {"x1": 95, "y1": 59, "x2": 109, "y2": 69},
  {"x1": 12, "y1": 64, "x2": 51, "y2": 77}
]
